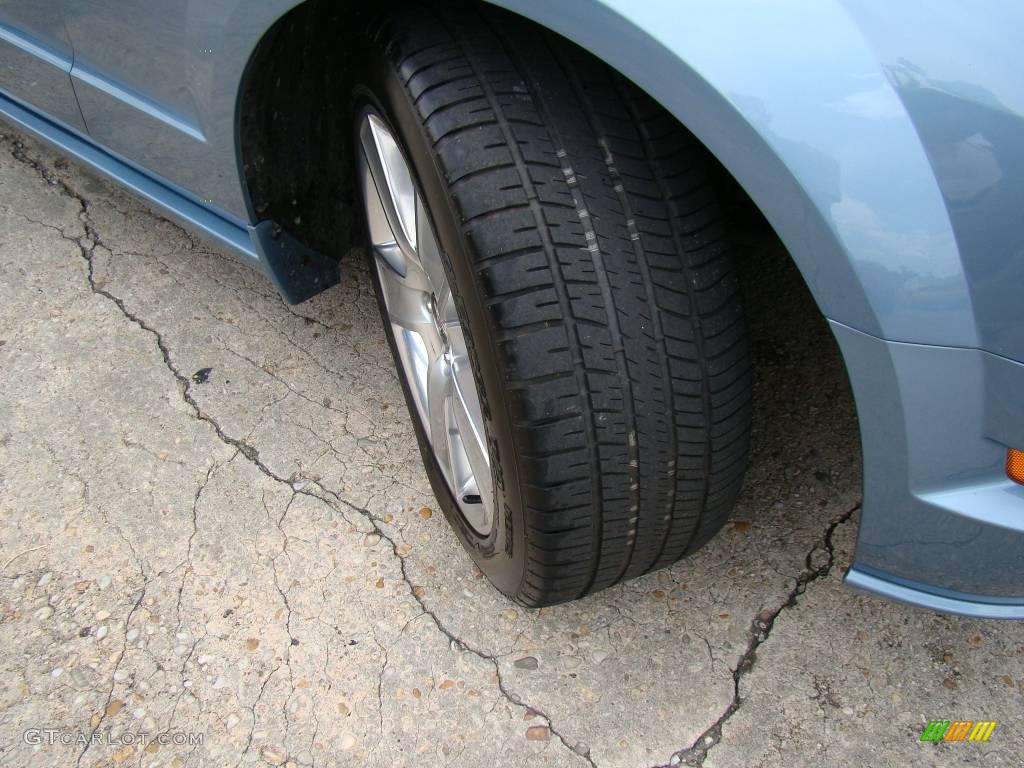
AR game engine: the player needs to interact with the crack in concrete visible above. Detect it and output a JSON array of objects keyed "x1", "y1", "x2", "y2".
[
  {"x1": 271, "y1": 492, "x2": 300, "y2": 752},
  {"x1": 3, "y1": 133, "x2": 593, "y2": 766},
  {"x1": 176, "y1": 460, "x2": 223, "y2": 632},
  {"x1": 239, "y1": 663, "x2": 282, "y2": 767},
  {"x1": 6, "y1": 130, "x2": 859, "y2": 768},
  {"x1": 654, "y1": 503, "x2": 861, "y2": 768},
  {"x1": 308, "y1": 484, "x2": 597, "y2": 767},
  {"x1": 370, "y1": 634, "x2": 390, "y2": 762},
  {"x1": 76, "y1": 586, "x2": 146, "y2": 768}
]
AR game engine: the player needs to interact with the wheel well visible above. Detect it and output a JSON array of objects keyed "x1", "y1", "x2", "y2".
[
  {"x1": 239, "y1": 1, "x2": 804, "y2": 300},
  {"x1": 237, "y1": 0, "x2": 862, "y2": 506},
  {"x1": 238, "y1": 0, "x2": 358, "y2": 262},
  {"x1": 237, "y1": 0, "x2": 749, "y2": 265}
]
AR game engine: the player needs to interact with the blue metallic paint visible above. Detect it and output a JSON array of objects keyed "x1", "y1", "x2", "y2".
[
  {"x1": 0, "y1": 10, "x2": 87, "y2": 132},
  {"x1": 846, "y1": 567, "x2": 1024, "y2": 621},
  {"x1": 491, "y1": 0, "x2": 979, "y2": 347},
  {"x1": 0, "y1": 85, "x2": 335, "y2": 305},
  {"x1": 484, "y1": 0, "x2": 1024, "y2": 616},
  {"x1": 0, "y1": 87, "x2": 259, "y2": 261},
  {"x1": 0, "y1": 0, "x2": 1020, "y2": 617},
  {"x1": 834, "y1": 322, "x2": 1024, "y2": 614},
  {"x1": 64, "y1": 0, "x2": 302, "y2": 221},
  {"x1": 846, "y1": 1, "x2": 1024, "y2": 364}
]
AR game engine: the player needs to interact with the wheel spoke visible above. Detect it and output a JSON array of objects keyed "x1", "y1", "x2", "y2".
[
  {"x1": 435, "y1": 282, "x2": 459, "y2": 330},
  {"x1": 450, "y1": 355, "x2": 492, "y2": 505},
  {"x1": 361, "y1": 114, "x2": 417, "y2": 253},
  {"x1": 358, "y1": 145, "x2": 407, "y2": 276},
  {"x1": 359, "y1": 114, "x2": 421, "y2": 284},
  {"x1": 425, "y1": 353, "x2": 453, "y2": 470},
  {"x1": 416, "y1": 196, "x2": 449, "y2": 297},
  {"x1": 377, "y1": 266, "x2": 434, "y2": 337}
]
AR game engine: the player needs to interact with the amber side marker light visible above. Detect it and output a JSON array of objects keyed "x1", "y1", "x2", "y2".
[{"x1": 1007, "y1": 449, "x2": 1024, "y2": 485}]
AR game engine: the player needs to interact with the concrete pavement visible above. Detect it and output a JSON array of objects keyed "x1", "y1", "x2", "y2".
[{"x1": 0, "y1": 127, "x2": 1021, "y2": 768}]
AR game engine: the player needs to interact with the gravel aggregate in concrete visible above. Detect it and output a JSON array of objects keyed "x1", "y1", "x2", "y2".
[{"x1": 1, "y1": 127, "x2": 1021, "y2": 768}]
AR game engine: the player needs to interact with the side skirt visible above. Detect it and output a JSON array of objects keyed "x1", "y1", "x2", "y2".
[{"x1": 0, "y1": 89, "x2": 338, "y2": 304}]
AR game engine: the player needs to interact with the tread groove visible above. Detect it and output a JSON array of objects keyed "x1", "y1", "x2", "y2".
[{"x1": 446, "y1": 8, "x2": 607, "y2": 601}]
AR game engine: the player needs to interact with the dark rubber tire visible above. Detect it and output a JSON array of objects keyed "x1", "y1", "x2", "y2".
[{"x1": 354, "y1": 3, "x2": 752, "y2": 607}]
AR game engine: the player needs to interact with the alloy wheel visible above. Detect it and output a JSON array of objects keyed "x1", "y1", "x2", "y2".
[{"x1": 357, "y1": 109, "x2": 495, "y2": 536}]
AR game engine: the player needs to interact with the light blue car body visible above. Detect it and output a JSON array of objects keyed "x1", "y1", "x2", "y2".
[{"x1": 2, "y1": 0, "x2": 1021, "y2": 617}]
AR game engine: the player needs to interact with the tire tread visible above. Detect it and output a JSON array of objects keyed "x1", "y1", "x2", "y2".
[{"x1": 375, "y1": 3, "x2": 751, "y2": 605}]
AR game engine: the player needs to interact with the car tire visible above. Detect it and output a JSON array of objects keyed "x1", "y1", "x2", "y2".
[{"x1": 352, "y1": 3, "x2": 752, "y2": 606}]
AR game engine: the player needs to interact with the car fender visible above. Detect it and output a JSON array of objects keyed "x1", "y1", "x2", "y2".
[{"x1": 489, "y1": 0, "x2": 976, "y2": 349}]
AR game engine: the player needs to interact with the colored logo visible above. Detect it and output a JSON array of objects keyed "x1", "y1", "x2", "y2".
[{"x1": 920, "y1": 720, "x2": 997, "y2": 742}]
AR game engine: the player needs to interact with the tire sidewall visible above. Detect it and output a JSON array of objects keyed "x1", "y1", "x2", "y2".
[{"x1": 351, "y1": 43, "x2": 528, "y2": 598}]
